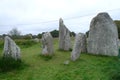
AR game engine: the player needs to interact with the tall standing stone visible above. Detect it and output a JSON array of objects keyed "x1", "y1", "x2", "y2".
[
  {"x1": 3, "y1": 36, "x2": 21, "y2": 60},
  {"x1": 71, "y1": 33, "x2": 87, "y2": 61},
  {"x1": 41, "y1": 32, "x2": 54, "y2": 56},
  {"x1": 59, "y1": 18, "x2": 71, "y2": 51},
  {"x1": 87, "y1": 12, "x2": 118, "y2": 56}
]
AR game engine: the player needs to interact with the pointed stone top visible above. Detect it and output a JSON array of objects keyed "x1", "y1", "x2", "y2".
[
  {"x1": 97, "y1": 12, "x2": 108, "y2": 15},
  {"x1": 4, "y1": 36, "x2": 13, "y2": 42},
  {"x1": 59, "y1": 18, "x2": 63, "y2": 23},
  {"x1": 5, "y1": 36, "x2": 10, "y2": 39},
  {"x1": 90, "y1": 12, "x2": 113, "y2": 29},
  {"x1": 93, "y1": 12, "x2": 112, "y2": 21},
  {"x1": 42, "y1": 32, "x2": 52, "y2": 38}
]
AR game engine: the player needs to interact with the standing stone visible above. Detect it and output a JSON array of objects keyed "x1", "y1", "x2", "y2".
[
  {"x1": 71, "y1": 33, "x2": 87, "y2": 61},
  {"x1": 59, "y1": 18, "x2": 71, "y2": 51},
  {"x1": 87, "y1": 12, "x2": 118, "y2": 56},
  {"x1": 3, "y1": 36, "x2": 21, "y2": 60},
  {"x1": 41, "y1": 32, "x2": 54, "y2": 56}
]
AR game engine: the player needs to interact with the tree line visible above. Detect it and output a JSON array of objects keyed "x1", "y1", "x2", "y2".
[
  {"x1": 1, "y1": 20, "x2": 120, "y2": 39},
  {"x1": 0, "y1": 28, "x2": 76, "y2": 39}
]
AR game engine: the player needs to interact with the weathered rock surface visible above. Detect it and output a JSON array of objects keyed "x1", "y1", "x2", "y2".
[
  {"x1": 3, "y1": 36, "x2": 21, "y2": 60},
  {"x1": 41, "y1": 32, "x2": 54, "y2": 56},
  {"x1": 59, "y1": 18, "x2": 71, "y2": 51},
  {"x1": 87, "y1": 12, "x2": 118, "y2": 56},
  {"x1": 71, "y1": 33, "x2": 87, "y2": 61}
]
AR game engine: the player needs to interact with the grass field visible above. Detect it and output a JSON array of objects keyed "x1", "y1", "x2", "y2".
[{"x1": 0, "y1": 38, "x2": 120, "y2": 80}]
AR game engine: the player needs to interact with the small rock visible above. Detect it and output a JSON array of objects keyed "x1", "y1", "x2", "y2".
[{"x1": 64, "y1": 60, "x2": 70, "y2": 65}]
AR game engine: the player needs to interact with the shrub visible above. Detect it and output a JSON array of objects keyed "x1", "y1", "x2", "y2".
[
  {"x1": 0, "y1": 57, "x2": 26, "y2": 72},
  {"x1": 15, "y1": 39, "x2": 38, "y2": 48}
]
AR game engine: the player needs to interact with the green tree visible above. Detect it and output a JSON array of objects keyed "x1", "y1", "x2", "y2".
[
  {"x1": 70, "y1": 32, "x2": 76, "y2": 37},
  {"x1": 37, "y1": 33, "x2": 42, "y2": 38},
  {"x1": 50, "y1": 30, "x2": 59, "y2": 38},
  {"x1": 8, "y1": 27, "x2": 21, "y2": 39},
  {"x1": 86, "y1": 30, "x2": 89, "y2": 38}
]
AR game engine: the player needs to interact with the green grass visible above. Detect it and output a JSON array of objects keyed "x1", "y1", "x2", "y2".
[
  {"x1": 0, "y1": 38, "x2": 120, "y2": 80},
  {"x1": 0, "y1": 57, "x2": 27, "y2": 72}
]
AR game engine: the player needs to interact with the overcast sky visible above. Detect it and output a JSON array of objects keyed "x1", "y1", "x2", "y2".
[{"x1": 0, "y1": 0, "x2": 120, "y2": 35}]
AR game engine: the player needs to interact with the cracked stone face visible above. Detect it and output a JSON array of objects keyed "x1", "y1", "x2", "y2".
[
  {"x1": 3, "y1": 36, "x2": 21, "y2": 60},
  {"x1": 87, "y1": 12, "x2": 118, "y2": 56}
]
